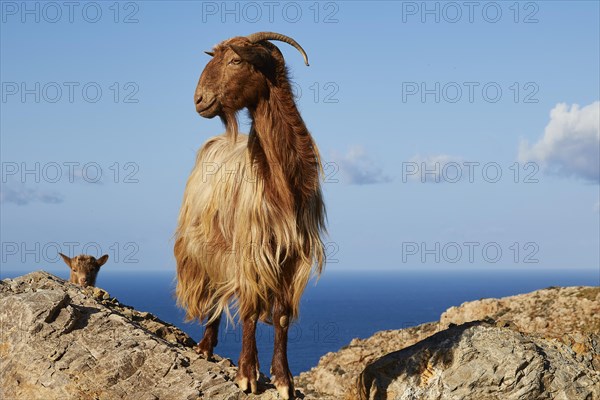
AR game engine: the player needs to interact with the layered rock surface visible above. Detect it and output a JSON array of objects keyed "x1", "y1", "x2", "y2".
[
  {"x1": 355, "y1": 321, "x2": 599, "y2": 400},
  {"x1": 297, "y1": 286, "x2": 600, "y2": 399},
  {"x1": 1, "y1": 271, "x2": 598, "y2": 400},
  {"x1": 0, "y1": 271, "x2": 281, "y2": 400}
]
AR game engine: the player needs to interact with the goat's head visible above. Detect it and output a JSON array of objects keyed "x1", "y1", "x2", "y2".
[
  {"x1": 59, "y1": 253, "x2": 109, "y2": 287},
  {"x1": 194, "y1": 32, "x2": 309, "y2": 118}
]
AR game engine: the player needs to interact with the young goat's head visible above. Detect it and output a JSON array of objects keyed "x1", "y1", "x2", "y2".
[
  {"x1": 194, "y1": 32, "x2": 309, "y2": 119},
  {"x1": 59, "y1": 253, "x2": 109, "y2": 287}
]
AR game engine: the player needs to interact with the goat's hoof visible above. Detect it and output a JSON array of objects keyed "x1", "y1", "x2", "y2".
[
  {"x1": 235, "y1": 376, "x2": 258, "y2": 394},
  {"x1": 274, "y1": 382, "x2": 293, "y2": 399},
  {"x1": 235, "y1": 358, "x2": 259, "y2": 394},
  {"x1": 271, "y1": 375, "x2": 294, "y2": 399},
  {"x1": 193, "y1": 342, "x2": 214, "y2": 360}
]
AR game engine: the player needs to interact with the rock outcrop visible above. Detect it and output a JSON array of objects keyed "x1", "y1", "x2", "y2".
[
  {"x1": 1, "y1": 272, "x2": 599, "y2": 400},
  {"x1": 355, "y1": 321, "x2": 600, "y2": 400},
  {"x1": 440, "y1": 286, "x2": 600, "y2": 337},
  {"x1": 296, "y1": 286, "x2": 600, "y2": 399},
  {"x1": 0, "y1": 271, "x2": 281, "y2": 400}
]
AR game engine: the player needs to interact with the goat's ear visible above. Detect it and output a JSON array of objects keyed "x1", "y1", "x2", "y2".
[
  {"x1": 59, "y1": 253, "x2": 72, "y2": 268},
  {"x1": 230, "y1": 45, "x2": 271, "y2": 68},
  {"x1": 96, "y1": 254, "x2": 109, "y2": 267}
]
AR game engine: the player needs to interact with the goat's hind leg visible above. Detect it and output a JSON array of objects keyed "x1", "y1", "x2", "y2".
[
  {"x1": 235, "y1": 314, "x2": 260, "y2": 394},
  {"x1": 271, "y1": 298, "x2": 294, "y2": 399},
  {"x1": 194, "y1": 313, "x2": 221, "y2": 360}
]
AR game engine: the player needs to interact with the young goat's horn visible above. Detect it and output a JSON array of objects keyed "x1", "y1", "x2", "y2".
[{"x1": 246, "y1": 32, "x2": 310, "y2": 66}]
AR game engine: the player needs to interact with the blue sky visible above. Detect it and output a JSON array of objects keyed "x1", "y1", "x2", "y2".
[{"x1": 1, "y1": 1, "x2": 599, "y2": 275}]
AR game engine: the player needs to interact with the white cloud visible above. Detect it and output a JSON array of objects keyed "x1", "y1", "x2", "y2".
[
  {"x1": 330, "y1": 146, "x2": 391, "y2": 185},
  {"x1": 518, "y1": 101, "x2": 599, "y2": 182},
  {"x1": 0, "y1": 183, "x2": 63, "y2": 205}
]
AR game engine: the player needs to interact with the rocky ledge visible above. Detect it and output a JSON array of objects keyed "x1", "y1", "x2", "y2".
[
  {"x1": 1, "y1": 271, "x2": 599, "y2": 400},
  {"x1": 0, "y1": 271, "x2": 281, "y2": 400},
  {"x1": 297, "y1": 285, "x2": 600, "y2": 400}
]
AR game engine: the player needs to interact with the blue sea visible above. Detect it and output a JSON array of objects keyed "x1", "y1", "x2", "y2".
[{"x1": 2, "y1": 268, "x2": 598, "y2": 375}]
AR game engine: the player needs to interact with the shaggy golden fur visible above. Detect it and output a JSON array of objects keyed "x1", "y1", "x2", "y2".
[{"x1": 175, "y1": 131, "x2": 325, "y2": 324}]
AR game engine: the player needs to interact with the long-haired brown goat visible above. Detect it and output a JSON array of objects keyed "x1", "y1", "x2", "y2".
[{"x1": 174, "y1": 32, "x2": 325, "y2": 398}]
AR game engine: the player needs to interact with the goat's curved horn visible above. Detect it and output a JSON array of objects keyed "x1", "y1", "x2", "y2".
[{"x1": 246, "y1": 32, "x2": 309, "y2": 66}]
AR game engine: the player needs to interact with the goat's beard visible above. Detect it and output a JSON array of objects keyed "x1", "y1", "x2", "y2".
[{"x1": 219, "y1": 112, "x2": 240, "y2": 140}]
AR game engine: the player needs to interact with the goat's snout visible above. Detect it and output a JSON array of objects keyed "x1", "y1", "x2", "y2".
[{"x1": 195, "y1": 90, "x2": 218, "y2": 117}]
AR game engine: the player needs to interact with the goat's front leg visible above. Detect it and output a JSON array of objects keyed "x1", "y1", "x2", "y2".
[
  {"x1": 235, "y1": 314, "x2": 260, "y2": 394},
  {"x1": 194, "y1": 314, "x2": 221, "y2": 359},
  {"x1": 271, "y1": 299, "x2": 294, "y2": 399}
]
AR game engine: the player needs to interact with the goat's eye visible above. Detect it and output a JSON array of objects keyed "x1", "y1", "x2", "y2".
[{"x1": 229, "y1": 58, "x2": 242, "y2": 65}]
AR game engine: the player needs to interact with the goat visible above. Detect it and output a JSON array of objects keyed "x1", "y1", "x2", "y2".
[
  {"x1": 59, "y1": 253, "x2": 109, "y2": 287},
  {"x1": 174, "y1": 32, "x2": 326, "y2": 399}
]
